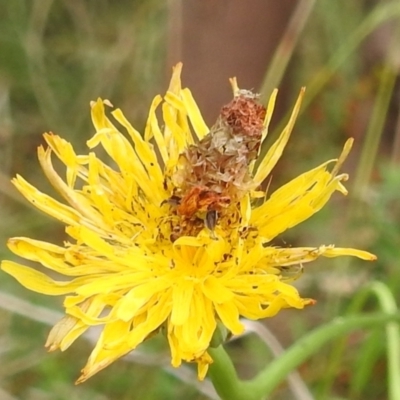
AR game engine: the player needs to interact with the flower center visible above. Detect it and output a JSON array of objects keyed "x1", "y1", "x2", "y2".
[{"x1": 165, "y1": 90, "x2": 266, "y2": 240}]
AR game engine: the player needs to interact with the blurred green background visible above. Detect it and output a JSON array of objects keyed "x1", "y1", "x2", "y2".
[{"x1": 1, "y1": 1, "x2": 400, "y2": 399}]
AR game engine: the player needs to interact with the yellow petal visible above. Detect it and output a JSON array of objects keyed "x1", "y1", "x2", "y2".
[
  {"x1": 168, "y1": 62, "x2": 183, "y2": 94},
  {"x1": 12, "y1": 175, "x2": 81, "y2": 226},
  {"x1": 254, "y1": 88, "x2": 305, "y2": 186},
  {"x1": 202, "y1": 276, "x2": 234, "y2": 303},
  {"x1": 181, "y1": 88, "x2": 209, "y2": 140},
  {"x1": 1, "y1": 261, "x2": 91, "y2": 295},
  {"x1": 214, "y1": 302, "x2": 244, "y2": 335},
  {"x1": 77, "y1": 320, "x2": 133, "y2": 383},
  {"x1": 322, "y1": 247, "x2": 377, "y2": 260},
  {"x1": 171, "y1": 279, "x2": 194, "y2": 325},
  {"x1": 145, "y1": 95, "x2": 169, "y2": 163},
  {"x1": 261, "y1": 88, "x2": 278, "y2": 143},
  {"x1": 38, "y1": 146, "x2": 110, "y2": 230},
  {"x1": 112, "y1": 107, "x2": 164, "y2": 184},
  {"x1": 46, "y1": 315, "x2": 88, "y2": 351}
]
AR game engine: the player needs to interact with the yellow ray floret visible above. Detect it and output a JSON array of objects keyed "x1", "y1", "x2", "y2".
[{"x1": 1, "y1": 64, "x2": 375, "y2": 383}]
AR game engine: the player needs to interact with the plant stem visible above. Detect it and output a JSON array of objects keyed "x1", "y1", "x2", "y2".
[
  {"x1": 208, "y1": 346, "x2": 257, "y2": 400},
  {"x1": 260, "y1": 0, "x2": 316, "y2": 101},
  {"x1": 352, "y1": 283, "x2": 400, "y2": 400},
  {"x1": 209, "y1": 313, "x2": 400, "y2": 400}
]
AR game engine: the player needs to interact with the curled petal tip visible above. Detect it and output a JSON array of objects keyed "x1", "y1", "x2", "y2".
[
  {"x1": 169, "y1": 63, "x2": 183, "y2": 93},
  {"x1": 45, "y1": 344, "x2": 58, "y2": 352},
  {"x1": 75, "y1": 370, "x2": 89, "y2": 385}
]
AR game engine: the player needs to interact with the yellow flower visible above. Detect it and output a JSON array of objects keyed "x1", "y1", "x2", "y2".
[{"x1": 1, "y1": 63, "x2": 375, "y2": 383}]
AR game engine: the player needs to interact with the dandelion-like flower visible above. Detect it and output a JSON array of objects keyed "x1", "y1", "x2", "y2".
[{"x1": 1, "y1": 64, "x2": 375, "y2": 383}]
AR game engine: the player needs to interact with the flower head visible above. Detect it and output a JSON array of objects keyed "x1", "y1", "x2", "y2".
[{"x1": 1, "y1": 63, "x2": 375, "y2": 383}]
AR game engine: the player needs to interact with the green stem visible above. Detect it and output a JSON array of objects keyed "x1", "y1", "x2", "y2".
[
  {"x1": 319, "y1": 282, "x2": 400, "y2": 398},
  {"x1": 304, "y1": 2, "x2": 400, "y2": 110},
  {"x1": 351, "y1": 55, "x2": 398, "y2": 209},
  {"x1": 208, "y1": 313, "x2": 400, "y2": 400},
  {"x1": 251, "y1": 313, "x2": 400, "y2": 398},
  {"x1": 352, "y1": 283, "x2": 400, "y2": 400},
  {"x1": 258, "y1": 1, "x2": 400, "y2": 161},
  {"x1": 208, "y1": 346, "x2": 256, "y2": 400},
  {"x1": 260, "y1": 0, "x2": 316, "y2": 100}
]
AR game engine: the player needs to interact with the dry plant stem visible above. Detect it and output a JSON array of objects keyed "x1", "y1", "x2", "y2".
[
  {"x1": 304, "y1": 2, "x2": 400, "y2": 111},
  {"x1": 0, "y1": 349, "x2": 46, "y2": 379},
  {"x1": 167, "y1": 0, "x2": 183, "y2": 67},
  {"x1": 352, "y1": 23, "x2": 400, "y2": 207},
  {"x1": 261, "y1": 2, "x2": 400, "y2": 160},
  {"x1": 25, "y1": 0, "x2": 62, "y2": 131},
  {"x1": 0, "y1": 84, "x2": 13, "y2": 178},
  {"x1": 25, "y1": 0, "x2": 139, "y2": 136},
  {"x1": 260, "y1": 0, "x2": 316, "y2": 100},
  {"x1": 391, "y1": 105, "x2": 400, "y2": 165}
]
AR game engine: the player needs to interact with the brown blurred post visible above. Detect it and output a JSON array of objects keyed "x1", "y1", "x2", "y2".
[{"x1": 167, "y1": 0, "x2": 295, "y2": 122}]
